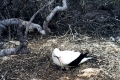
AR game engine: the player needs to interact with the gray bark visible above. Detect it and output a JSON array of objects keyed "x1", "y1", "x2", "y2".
[{"x1": 0, "y1": 0, "x2": 68, "y2": 57}]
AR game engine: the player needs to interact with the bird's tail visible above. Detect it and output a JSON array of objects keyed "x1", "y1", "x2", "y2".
[
  {"x1": 79, "y1": 49, "x2": 93, "y2": 64},
  {"x1": 79, "y1": 57, "x2": 93, "y2": 64},
  {"x1": 84, "y1": 52, "x2": 89, "y2": 56}
]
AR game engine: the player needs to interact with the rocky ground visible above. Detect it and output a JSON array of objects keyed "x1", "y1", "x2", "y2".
[
  {"x1": 0, "y1": 0, "x2": 120, "y2": 79},
  {"x1": 0, "y1": 32, "x2": 120, "y2": 80}
]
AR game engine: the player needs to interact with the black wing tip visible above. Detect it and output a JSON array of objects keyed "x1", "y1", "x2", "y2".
[{"x1": 85, "y1": 56, "x2": 97, "y2": 59}]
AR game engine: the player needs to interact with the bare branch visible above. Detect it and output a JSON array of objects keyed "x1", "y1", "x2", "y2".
[
  {"x1": 0, "y1": 0, "x2": 68, "y2": 57},
  {"x1": 0, "y1": 18, "x2": 46, "y2": 35},
  {"x1": 0, "y1": 24, "x2": 29, "y2": 57},
  {"x1": 46, "y1": 0, "x2": 67, "y2": 23},
  {"x1": 0, "y1": 43, "x2": 29, "y2": 57},
  {"x1": 25, "y1": 0, "x2": 55, "y2": 38},
  {"x1": 43, "y1": 0, "x2": 67, "y2": 33}
]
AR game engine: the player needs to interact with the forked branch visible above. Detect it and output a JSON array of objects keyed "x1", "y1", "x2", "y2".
[
  {"x1": 25, "y1": 0, "x2": 55, "y2": 38},
  {"x1": 0, "y1": 0, "x2": 68, "y2": 57}
]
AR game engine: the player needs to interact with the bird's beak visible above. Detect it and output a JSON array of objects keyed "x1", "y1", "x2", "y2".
[{"x1": 57, "y1": 57, "x2": 63, "y2": 67}]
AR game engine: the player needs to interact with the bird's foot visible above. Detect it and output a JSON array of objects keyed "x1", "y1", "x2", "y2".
[{"x1": 61, "y1": 67, "x2": 70, "y2": 71}]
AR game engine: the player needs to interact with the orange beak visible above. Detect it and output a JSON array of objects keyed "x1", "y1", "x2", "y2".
[{"x1": 57, "y1": 57, "x2": 63, "y2": 67}]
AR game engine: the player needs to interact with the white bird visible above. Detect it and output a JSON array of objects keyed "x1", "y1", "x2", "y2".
[{"x1": 52, "y1": 48, "x2": 93, "y2": 69}]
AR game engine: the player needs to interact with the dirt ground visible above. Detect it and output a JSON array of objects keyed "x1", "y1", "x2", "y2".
[
  {"x1": 0, "y1": 0, "x2": 120, "y2": 79},
  {"x1": 0, "y1": 33, "x2": 120, "y2": 80}
]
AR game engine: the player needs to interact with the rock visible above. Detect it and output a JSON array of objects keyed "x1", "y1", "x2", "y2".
[{"x1": 78, "y1": 68, "x2": 101, "y2": 77}]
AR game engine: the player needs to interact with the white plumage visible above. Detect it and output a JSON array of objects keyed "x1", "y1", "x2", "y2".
[{"x1": 52, "y1": 48, "x2": 92, "y2": 68}]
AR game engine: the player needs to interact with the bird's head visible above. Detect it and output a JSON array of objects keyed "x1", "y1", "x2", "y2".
[
  {"x1": 52, "y1": 48, "x2": 63, "y2": 67},
  {"x1": 52, "y1": 48, "x2": 61, "y2": 58}
]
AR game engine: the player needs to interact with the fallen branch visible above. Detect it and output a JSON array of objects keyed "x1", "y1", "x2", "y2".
[
  {"x1": 0, "y1": 24, "x2": 29, "y2": 57},
  {"x1": 0, "y1": 0, "x2": 68, "y2": 57},
  {"x1": 0, "y1": 43, "x2": 29, "y2": 57},
  {"x1": 0, "y1": 18, "x2": 46, "y2": 35},
  {"x1": 0, "y1": 0, "x2": 55, "y2": 57}
]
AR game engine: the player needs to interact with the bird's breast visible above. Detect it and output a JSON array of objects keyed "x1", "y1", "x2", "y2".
[{"x1": 52, "y1": 57, "x2": 61, "y2": 66}]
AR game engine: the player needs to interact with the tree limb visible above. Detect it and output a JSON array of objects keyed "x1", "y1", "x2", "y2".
[
  {"x1": 0, "y1": 43, "x2": 29, "y2": 57},
  {"x1": 0, "y1": 18, "x2": 46, "y2": 35},
  {"x1": 25, "y1": 0, "x2": 55, "y2": 38},
  {"x1": 43, "y1": 0, "x2": 67, "y2": 33},
  {"x1": 0, "y1": 24, "x2": 29, "y2": 57},
  {"x1": 0, "y1": 0, "x2": 68, "y2": 57}
]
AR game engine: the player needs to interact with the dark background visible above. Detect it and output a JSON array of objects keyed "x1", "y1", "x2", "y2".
[{"x1": 0, "y1": 0, "x2": 120, "y2": 38}]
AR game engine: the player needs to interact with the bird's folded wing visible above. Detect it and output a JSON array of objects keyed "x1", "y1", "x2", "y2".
[{"x1": 60, "y1": 51, "x2": 80, "y2": 65}]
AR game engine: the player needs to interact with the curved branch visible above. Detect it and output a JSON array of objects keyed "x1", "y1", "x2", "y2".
[
  {"x1": 0, "y1": 0, "x2": 68, "y2": 57},
  {"x1": 0, "y1": 0, "x2": 55, "y2": 57},
  {"x1": 0, "y1": 18, "x2": 47, "y2": 36},
  {"x1": 25, "y1": 0, "x2": 55, "y2": 38},
  {"x1": 0, "y1": 25, "x2": 29, "y2": 57},
  {"x1": 46, "y1": 0, "x2": 67, "y2": 23},
  {"x1": 43, "y1": 0, "x2": 67, "y2": 33}
]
